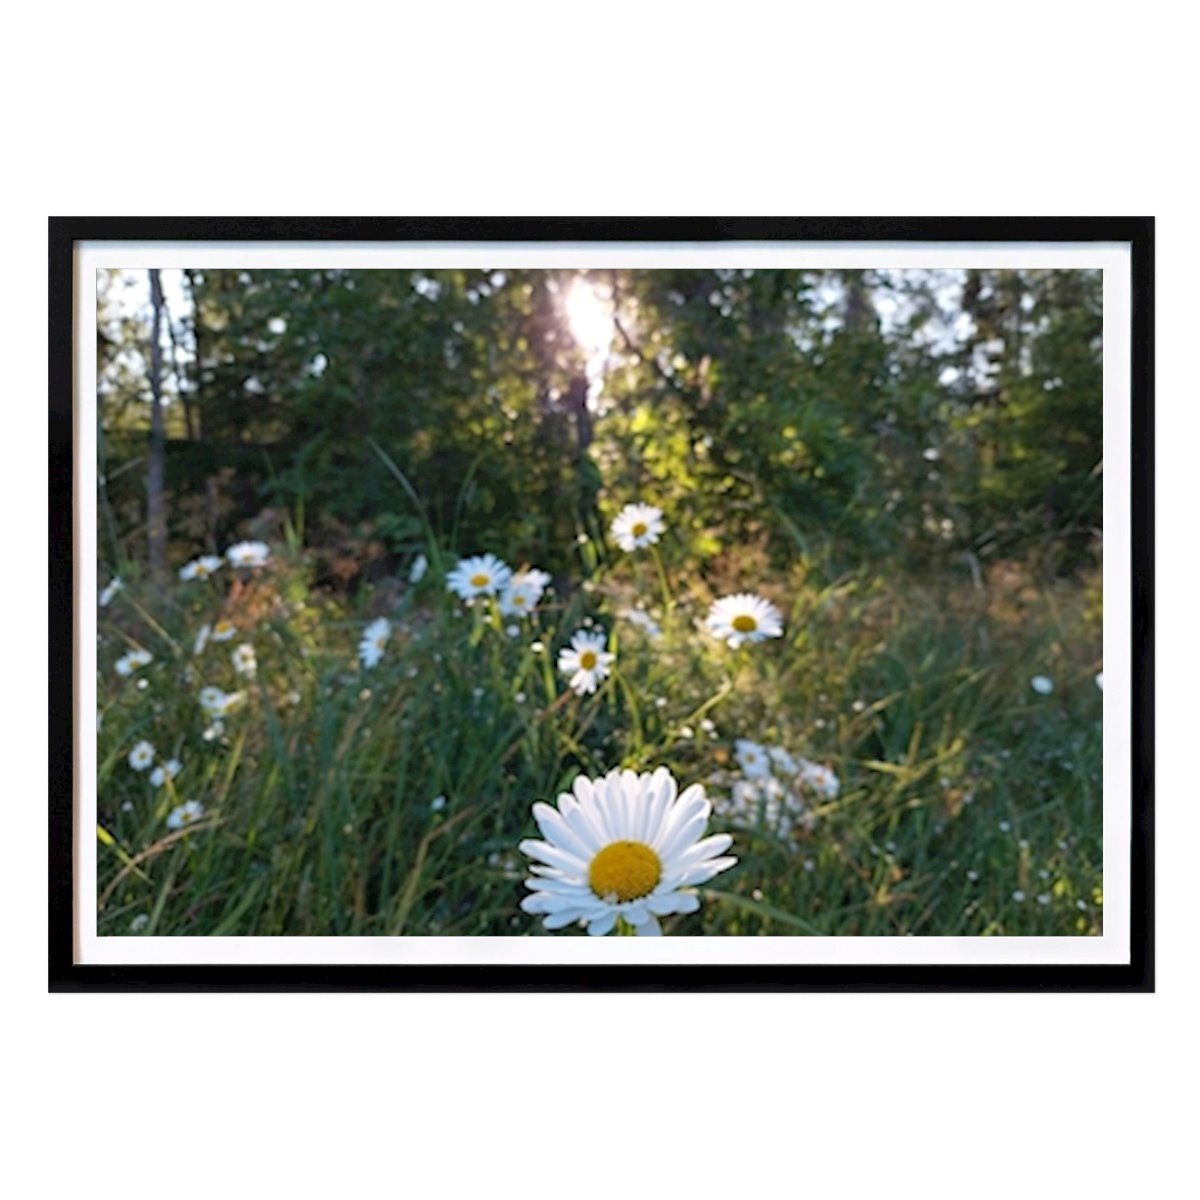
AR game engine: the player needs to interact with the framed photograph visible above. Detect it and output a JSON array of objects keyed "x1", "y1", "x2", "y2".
[{"x1": 50, "y1": 217, "x2": 1152, "y2": 991}]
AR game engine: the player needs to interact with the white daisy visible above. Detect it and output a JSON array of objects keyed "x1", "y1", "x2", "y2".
[
  {"x1": 128, "y1": 740, "x2": 155, "y2": 772},
  {"x1": 359, "y1": 617, "x2": 391, "y2": 669},
  {"x1": 409, "y1": 553, "x2": 428, "y2": 583},
  {"x1": 231, "y1": 644, "x2": 257, "y2": 677},
  {"x1": 610, "y1": 502, "x2": 665, "y2": 553},
  {"x1": 557, "y1": 629, "x2": 614, "y2": 696},
  {"x1": 199, "y1": 686, "x2": 242, "y2": 716},
  {"x1": 210, "y1": 619, "x2": 238, "y2": 643},
  {"x1": 1030, "y1": 675, "x2": 1054, "y2": 695},
  {"x1": 498, "y1": 577, "x2": 543, "y2": 618},
  {"x1": 517, "y1": 567, "x2": 552, "y2": 593},
  {"x1": 193, "y1": 623, "x2": 212, "y2": 656},
  {"x1": 519, "y1": 767, "x2": 737, "y2": 936},
  {"x1": 767, "y1": 745, "x2": 800, "y2": 777},
  {"x1": 99, "y1": 577, "x2": 123, "y2": 607},
  {"x1": 735, "y1": 738, "x2": 772, "y2": 779},
  {"x1": 115, "y1": 648, "x2": 153, "y2": 677},
  {"x1": 179, "y1": 555, "x2": 224, "y2": 582},
  {"x1": 446, "y1": 553, "x2": 512, "y2": 600},
  {"x1": 718, "y1": 775, "x2": 803, "y2": 838},
  {"x1": 800, "y1": 759, "x2": 840, "y2": 799},
  {"x1": 166, "y1": 800, "x2": 205, "y2": 830},
  {"x1": 225, "y1": 540, "x2": 271, "y2": 568},
  {"x1": 705, "y1": 593, "x2": 784, "y2": 648},
  {"x1": 149, "y1": 758, "x2": 182, "y2": 787}
]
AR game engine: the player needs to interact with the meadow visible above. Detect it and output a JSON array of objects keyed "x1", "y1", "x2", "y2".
[
  {"x1": 95, "y1": 266, "x2": 1104, "y2": 937},
  {"x1": 97, "y1": 484, "x2": 1103, "y2": 938}
]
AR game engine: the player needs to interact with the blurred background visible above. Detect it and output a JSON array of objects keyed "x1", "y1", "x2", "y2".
[{"x1": 97, "y1": 266, "x2": 1102, "y2": 590}]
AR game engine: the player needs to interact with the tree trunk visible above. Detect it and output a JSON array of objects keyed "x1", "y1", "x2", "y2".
[{"x1": 146, "y1": 269, "x2": 168, "y2": 587}]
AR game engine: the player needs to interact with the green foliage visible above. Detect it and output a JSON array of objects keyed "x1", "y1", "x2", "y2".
[{"x1": 99, "y1": 267, "x2": 1102, "y2": 582}]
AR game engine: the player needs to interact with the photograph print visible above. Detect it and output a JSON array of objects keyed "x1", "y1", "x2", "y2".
[{"x1": 90, "y1": 259, "x2": 1110, "y2": 945}]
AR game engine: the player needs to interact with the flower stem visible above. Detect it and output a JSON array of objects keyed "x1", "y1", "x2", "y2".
[{"x1": 650, "y1": 546, "x2": 674, "y2": 614}]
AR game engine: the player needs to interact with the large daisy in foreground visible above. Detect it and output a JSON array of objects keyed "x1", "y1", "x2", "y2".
[
  {"x1": 610, "y1": 502, "x2": 665, "y2": 553},
  {"x1": 705, "y1": 592, "x2": 784, "y2": 648},
  {"x1": 519, "y1": 767, "x2": 737, "y2": 936}
]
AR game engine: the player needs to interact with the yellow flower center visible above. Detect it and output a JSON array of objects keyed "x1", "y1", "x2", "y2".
[
  {"x1": 470, "y1": 573, "x2": 490, "y2": 587},
  {"x1": 196, "y1": 563, "x2": 209, "y2": 577},
  {"x1": 215, "y1": 622, "x2": 233, "y2": 635},
  {"x1": 513, "y1": 594, "x2": 527, "y2": 606},
  {"x1": 579, "y1": 650, "x2": 598, "y2": 670},
  {"x1": 589, "y1": 840, "x2": 662, "y2": 902},
  {"x1": 732, "y1": 614, "x2": 758, "y2": 633},
  {"x1": 631, "y1": 521, "x2": 648, "y2": 537}
]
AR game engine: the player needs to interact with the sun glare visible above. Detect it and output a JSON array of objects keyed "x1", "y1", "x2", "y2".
[{"x1": 565, "y1": 279, "x2": 614, "y2": 357}]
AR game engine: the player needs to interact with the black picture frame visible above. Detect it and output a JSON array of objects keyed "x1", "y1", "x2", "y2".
[{"x1": 50, "y1": 216, "x2": 1154, "y2": 992}]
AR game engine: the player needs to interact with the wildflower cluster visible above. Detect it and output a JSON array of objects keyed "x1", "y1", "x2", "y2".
[{"x1": 712, "y1": 738, "x2": 841, "y2": 839}]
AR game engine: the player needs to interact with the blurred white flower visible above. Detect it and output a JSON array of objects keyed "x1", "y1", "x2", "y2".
[
  {"x1": 446, "y1": 553, "x2": 511, "y2": 600},
  {"x1": 499, "y1": 577, "x2": 543, "y2": 618},
  {"x1": 193, "y1": 623, "x2": 212, "y2": 656},
  {"x1": 1095, "y1": 672, "x2": 1104, "y2": 690},
  {"x1": 1030, "y1": 675, "x2": 1054, "y2": 695},
  {"x1": 210, "y1": 619, "x2": 238, "y2": 643},
  {"x1": 166, "y1": 800, "x2": 205, "y2": 830},
  {"x1": 129, "y1": 914, "x2": 150, "y2": 933},
  {"x1": 557, "y1": 629, "x2": 614, "y2": 696},
  {"x1": 611, "y1": 502, "x2": 665, "y2": 553},
  {"x1": 409, "y1": 553, "x2": 428, "y2": 583},
  {"x1": 768, "y1": 746, "x2": 800, "y2": 776},
  {"x1": 431, "y1": 795, "x2": 447, "y2": 812},
  {"x1": 128, "y1": 741, "x2": 155, "y2": 772},
  {"x1": 735, "y1": 739, "x2": 772, "y2": 779},
  {"x1": 99, "y1": 577, "x2": 123, "y2": 607},
  {"x1": 359, "y1": 617, "x2": 391, "y2": 669},
  {"x1": 620, "y1": 608, "x2": 662, "y2": 639},
  {"x1": 199, "y1": 686, "x2": 242, "y2": 716},
  {"x1": 705, "y1": 593, "x2": 784, "y2": 649},
  {"x1": 179, "y1": 555, "x2": 224, "y2": 582},
  {"x1": 1012, "y1": 890, "x2": 1026, "y2": 903},
  {"x1": 115, "y1": 648, "x2": 153, "y2": 677},
  {"x1": 231, "y1": 644, "x2": 257, "y2": 677},
  {"x1": 800, "y1": 759, "x2": 840, "y2": 799},
  {"x1": 717, "y1": 774, "x2": 805, "y2": 839},
  {"x1": 226, "y1": 540, "x2": 271, "y2": 568},
  {"x1": 149, "y1": 758, "x2": 182, "y2": 787}
]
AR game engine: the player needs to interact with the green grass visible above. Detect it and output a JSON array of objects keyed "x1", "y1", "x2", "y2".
[{"x1": 96, "y1": 544, "x2": 1103, "y2": 938}]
